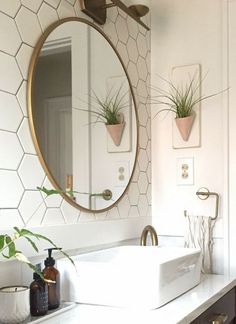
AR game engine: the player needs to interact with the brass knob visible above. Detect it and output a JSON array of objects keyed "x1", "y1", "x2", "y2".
[{"x1": 208, "y1": 313, "x2": 228, "y2": 324}]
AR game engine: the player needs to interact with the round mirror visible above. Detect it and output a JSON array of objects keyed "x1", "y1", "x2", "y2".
[{"x1": 28, "y1": 18, "x2": 138, "y2": 213}]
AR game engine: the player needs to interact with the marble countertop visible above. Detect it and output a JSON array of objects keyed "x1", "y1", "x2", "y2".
[{"x1": 31, "y1": 274, "x2": 236, "y2": 324}]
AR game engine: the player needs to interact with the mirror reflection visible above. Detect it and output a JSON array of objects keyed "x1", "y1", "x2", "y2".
[{"x1": 30, "y1": 19, "x2": 137, "y2": 212}]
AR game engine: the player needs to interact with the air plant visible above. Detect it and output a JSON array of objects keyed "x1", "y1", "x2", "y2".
[
  {"x1": 151, "y1": 73, "x2": 224, "y2": 119},
  {"x1": 87, "y1": 84, "x2": 128, "y2": 125}
]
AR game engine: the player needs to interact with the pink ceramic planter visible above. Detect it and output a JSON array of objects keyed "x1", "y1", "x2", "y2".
[{"x1": 175, "y1": 114, "x2": 195, "y2": 141}]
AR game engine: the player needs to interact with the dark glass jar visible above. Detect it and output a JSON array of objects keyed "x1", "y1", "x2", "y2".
[{"x1": 30, "y1": 273, "x2": 48, "y2": 316}]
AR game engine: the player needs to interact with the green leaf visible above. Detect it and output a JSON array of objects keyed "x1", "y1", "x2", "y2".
[
  {"x1": 37, "y1": 186, "x2": 61, "y2": 196},
  {"x1": 15, "y1": 252, "x2": 30, "y2": 264},
  {"x1": 0, "y1": 235, "x2": 5, "y2": 251},
  {"x1": 23, "y1": 237, "x2": 39, "y2": 253},
  {"x1": 13, "y1": 227, "x2": 21, "y2": 235},
  {"x1": 18, "y1": 229, "x2": 40, "y2": 241},
  {"x1": 5, "y1": 236, "x2": 16, "y2": 258}
]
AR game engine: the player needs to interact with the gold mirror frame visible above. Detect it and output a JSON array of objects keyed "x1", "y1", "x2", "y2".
[{"x1": 27, "y1": 17, "x2": 139, "y2": 213}]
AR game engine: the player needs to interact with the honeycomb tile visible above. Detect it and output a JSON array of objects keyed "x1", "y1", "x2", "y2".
[
  {"x1": 127, "y1": 16, "x2": 139, "y2": 40},
  {"x1": 107, "y1": 7, "x2": 118, "y2": 23},
  {"x1": 0, "y1": 170, "x2": 24, "y2": 208},
  {"x1": 132, "y1": 162, "x2": 140, "y2": 182},
  {"x1": 127, "y1": 61, "x2": 139, "y2": 87},
  {"x1": 137, "y1": 79, "x2": 148, "y2": 102},
  {"x1": 61, "y1": 200, "x2": 80, "y2": 224},
  {"x1": 16, "y1": 81, "x2": 27, "y2": 116},
  {"x1": 0, "y1": 130, "x2": 23, "y2": 170},
  {"x1": 115, "y1": 15, "x2": 128, "y2": 44},
  {"x1": 146, "y1": 140, "x2": 151, "y2": 162},
  {"x1": 138, "y1": 194, "x2": 149, "y2": 217},
  {"x1": 17, "y1": 118, "x2": 36, "y2": 154},
  {"x1": 0, "y1": 52, "x2": 22, "y2": 94},
  {"x1": 42, "y1": 208, "x2": 65, "y2": 225},
  {"x1": 66, "y1": 0, "x2": 76, "y2": 5},
  {"x1": 19, "y1": 190, "x2": 46, "y2": 225},
  {"x1": 79, "y1": 211, "x2": 96, "y2": 222},
  {"x1": 16, "y1": 6, "x2": 42, "y2": 47},
  {"x1": 0, "y1": 1, "x2": 21, "y2": 18},
  {"x1": 38, "y1": 2, "x2": 58, "y2": 32},
  {"x1": 147, "y1": 183, "x2": 151, "y2": 205},
  {"x1": 146, "y1": 117, "x2": 151, "y2": 139},
  {"x1": 16, "y1": 44, "x2": 33, "y2": 80},
  {"x1": 138, "y1": 172, "x2": 148, "y2": 193},
  {"x1": 117, "y1": 194, "x2": 130, "y2": 217},
  {"x1": 137, "y1": 56, "x2": 148, "y2": 81},
  {"x1": 57, "y1": 0, "x2": 75, "y2": 19},
  {"x1": 139, "y1": 126, "x2": 148, "y2": 149},
  {"x1": 138, "y1": 103, "x2": 148, "y2": 126},
  {"x1": 18, "y1": 155, "x2": 45, "y2": 189},
  {"x1": 147, "y1": 162, "x2": 151, "y2": 184},
  {"x1": 21, "y1": 0, "x2": 43, "y2": 13},
  {"x1": 0, "y1": 13, "x2": 21, "y2": 56},
  {"x1": 45, "y1": 0, "x2": 60, "y2": 8},
  {"x1": 129, "y1": 206, "x2": 140, "y2": 218},
  {"x1": 107, "y1": 207, "x2": 120, "y2": 220},
  {"x1": 116, "y1": 41, "x2": 129, "y2": 67},
  {"x1": 128, "y1": 182, "x2": 139, "y2": 205},
  {"x1": 137, "y1": 33, "x2": 148, "y2": 58},
  {"x1": 0, "y1": 209, "x2": 24, "y2": 227},
  {"x1": 138, "y1": 149, "x2": 148, "y2": 171},
  {"x1": 0, "y1": 91, "x2": 23, "y2": 131},
  {"x1": 127, "y1": 37, "x2": 138, "y2": 63},
  {"x1": 104, "y1": 20, "x2": 118, "y2": 46}
]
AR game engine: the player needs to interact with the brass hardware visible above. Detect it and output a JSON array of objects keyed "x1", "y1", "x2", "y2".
[
  {"x1": 208, "y1": 313, "x2": 228, "y2": 324},
  {"x1": 129, "y1": 4, "x2": 149, "y2": 17},
  {"x1": 27, "y1": 17, "x2": 139, "y2": 214},
  {"x1": 196, "y1": 187, "x2": 220, "y2": 220},
  {"x1": 140, "y1": 225, "x2": 158, "y2": 246},
  {"x1": 89, "y1": 189, "x2": 113, "y2": 209},
  {"x1": 79, "y1": 0, "x2": 150, "y2": 30},
  {"x1": 66, "y1": 174, "x2": 73, "y2": 192}
]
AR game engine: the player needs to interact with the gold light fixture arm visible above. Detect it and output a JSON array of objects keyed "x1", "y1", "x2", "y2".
[{"x1": 80, "y1": 0, "x2": 150, "y2": 31}]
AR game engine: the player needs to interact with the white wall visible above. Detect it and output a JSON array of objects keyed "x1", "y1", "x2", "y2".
[
  {"x1": 151, "y1": 0, "x2": 228, "y2": 274},
  {"x1": 0, "y1": 1, "x2": 151, "y2": 285}
]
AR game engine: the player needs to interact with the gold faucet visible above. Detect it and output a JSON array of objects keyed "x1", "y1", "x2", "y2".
[{"x1": 140, "y1": 225, "x2": 158, "y2": 246}]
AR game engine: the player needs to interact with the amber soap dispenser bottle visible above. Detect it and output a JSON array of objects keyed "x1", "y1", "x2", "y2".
[
  {"x1": 43, "y1": 248, "x2": 61, "y2": 310},
  {"x1": 30, "y1": 264, "x2": 48, "y2": 316}
]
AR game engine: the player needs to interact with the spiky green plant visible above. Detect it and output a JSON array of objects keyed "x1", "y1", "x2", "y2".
[
  {"x1": 151, "y1": 74, "x2": 222, "y2": 119},
  {"x1": 89, "y1": 85, "x2": 128, "y2": 125}
]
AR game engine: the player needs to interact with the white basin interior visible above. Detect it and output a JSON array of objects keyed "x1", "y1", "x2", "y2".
[{"x1": 58, "y1": 246, "x2": 202, "y2": 310}]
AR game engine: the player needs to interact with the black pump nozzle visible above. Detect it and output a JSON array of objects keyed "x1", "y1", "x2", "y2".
[{"x1": 44, "y1": 248, "x2": 61, "y2": 267}]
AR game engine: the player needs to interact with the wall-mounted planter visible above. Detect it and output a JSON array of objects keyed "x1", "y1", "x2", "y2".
[
  {"x1": 175, "y1": 114, "x2": 195, "y2": 142},
  {"x1": 106, "y1": 122, "x2": 126, "y2": 146}
]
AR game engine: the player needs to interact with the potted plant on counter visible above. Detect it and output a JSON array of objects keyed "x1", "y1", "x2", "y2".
[
  {"x1": 151, "y1": 74, "x2": 224, "y2": 141},
  {"x1": 0, "y1": 188, "x2": 75, "y2": 323}
]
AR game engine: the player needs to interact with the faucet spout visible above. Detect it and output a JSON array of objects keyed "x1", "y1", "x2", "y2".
[{"x1": 140, "y1": 225, "x2": 158, "y2": 246}]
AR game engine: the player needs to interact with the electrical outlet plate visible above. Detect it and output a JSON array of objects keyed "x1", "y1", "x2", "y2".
[{"x1": 176, "y1": 157, "x2": 194, "y2": 185}]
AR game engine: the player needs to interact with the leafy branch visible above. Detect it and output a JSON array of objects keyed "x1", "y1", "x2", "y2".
[{"x1": 0, "y1": 187, "x2": 77, "y2": 280}]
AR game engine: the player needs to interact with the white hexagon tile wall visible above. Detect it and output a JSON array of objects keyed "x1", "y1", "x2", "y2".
[{"x1": 0, "y1": 0, "x2": 151, "y2": 227}]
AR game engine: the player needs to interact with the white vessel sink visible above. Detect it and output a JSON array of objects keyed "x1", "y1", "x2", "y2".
[{"x1": 58, "y1": 246, "x2": 202, "y2": 310}]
